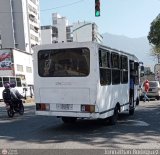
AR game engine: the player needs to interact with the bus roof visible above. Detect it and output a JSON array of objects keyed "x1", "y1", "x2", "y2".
[{"x1": 33, "y1": 41, "x2": 138, "y2": 61}]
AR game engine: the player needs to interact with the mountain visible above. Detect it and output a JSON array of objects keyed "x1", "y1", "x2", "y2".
[{"x1": 102, "y1": 33, "x2": 156, "y2": 71}]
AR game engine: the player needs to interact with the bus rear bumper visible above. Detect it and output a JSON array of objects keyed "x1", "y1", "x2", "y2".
[{"x1": 35, "y1": 111, "x2": 100, "y2": 119}]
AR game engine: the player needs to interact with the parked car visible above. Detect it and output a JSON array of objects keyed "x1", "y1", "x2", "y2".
[{"x1": 140, "y1": 80, "x2": 160, "y2": 100}]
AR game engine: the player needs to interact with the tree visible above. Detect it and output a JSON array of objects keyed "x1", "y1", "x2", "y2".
[
  {"x1": 148, "y1": 14, "x2": 160, "y2": 57},
  {"x1": 148, "y1": 14, "x2": 160, "y2": 46},
  {"x1": 150, "y1": 45, "x2": 160, "y2": 55}
]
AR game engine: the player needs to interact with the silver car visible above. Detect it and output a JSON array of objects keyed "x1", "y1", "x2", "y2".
[{"x1": 140, "y1": 80, "x2": 160, "y2": 100}]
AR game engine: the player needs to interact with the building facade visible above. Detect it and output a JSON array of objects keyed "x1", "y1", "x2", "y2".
[
  {"x1": 41, "y1": 13, "x2": 73, "y2": 44},
  {"x1": 41, "y1": 13, "x2": 102, "y2": 45},
  {"x1": 0, "y1": 49, "x2": 33, "y2": 85},
  {"x1": 72, "y1": 21, "x2": 103, "y2": 43},
  {"x1": 0, "y1": 0, "x2": 41, "y2": 53},
  {"x1": 0, "y1": 0, "x2": 41, "y2": 86}
]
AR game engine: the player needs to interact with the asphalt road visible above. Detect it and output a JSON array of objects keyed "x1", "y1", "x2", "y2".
[{"x1": 0, "y1": 100, "x2": 160, "y2": 153}]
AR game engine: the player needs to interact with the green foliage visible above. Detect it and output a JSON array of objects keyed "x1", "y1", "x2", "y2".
[
  {"x1": 148, "y1": 15, "x2": 160, "y2": 46},
  {"x1": 150, "y1": 45, "x2": 160, "y2": 56},
  {"x1": 148, "y1": 14, "x2": 160, "y2": 56}
]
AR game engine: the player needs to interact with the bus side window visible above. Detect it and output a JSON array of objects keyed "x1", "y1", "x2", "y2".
[
  {"x1": 99, "y1": 49, "x2": 111, "y2": 85},
  {"x1": 134, "y1": 62, "x2": 139, "y2": 85},
  {"x1": 0, "y1": 77, "x2": 3, "y2": 87},
  {"x1": 111, "y1": 52, "x2": 120, "y2": 85},
  {"x1": 120, "y1": 55, "x2": 128, "y2": 84}
]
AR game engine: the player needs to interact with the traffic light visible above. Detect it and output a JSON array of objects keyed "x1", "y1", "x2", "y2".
[{"x1": 95, "y1": 0, "x2": 100, "y2": 17}]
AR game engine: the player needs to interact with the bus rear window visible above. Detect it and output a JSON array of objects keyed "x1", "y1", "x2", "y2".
[{"x1": 38, "y1": 48, "x2": 90, "y2": 77}]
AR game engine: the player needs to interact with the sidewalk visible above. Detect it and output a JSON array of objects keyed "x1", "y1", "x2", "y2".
[{"x1": 25, "y1": 97, "x2": 35, "y2": 104}]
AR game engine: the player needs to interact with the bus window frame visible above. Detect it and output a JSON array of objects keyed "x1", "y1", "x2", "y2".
[{"x1": 99, "y1": 48, "x2": 111, "y2": 86}]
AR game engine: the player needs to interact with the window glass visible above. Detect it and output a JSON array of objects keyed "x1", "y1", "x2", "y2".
[
  {"x1": 0, "y1": 77, "x2": 2, "y2": 87},
  {"x1": 38, "y1": 48, "x2": 90, "y2": 77},
  {"x1": 111, "y1": 53, "x2": 119, "y2": 68},
  {"x1": 26, "y1": 67, "x2": 32, "y2": 73},
  {"x1": 149, "y1": 82, "x2": 158, "y2": 87},
  {"x1": 100, "y1": 68, "x2": 111, "y2": 85},
  {"x1": 10, "y1": 77, "x2": 16, "y2": 85},
  {"x1": 99, "y1": 49, "x2": 111, "y2": 85},
  {"x1": 121, "y1": 56, "x2": 128, "y2": 70},
  {"x1": 121, "y1": 70, "x2": 128, "y2": 83},
  {"x1": 16, "y1": 78, "x2": 22, "y2": 87},
  {"x1": 3, "y1": 77, "x2": 9, "y2": 85},
  {"x1": 120, "y1": 55, "x2": 128, "y2": 83},
  {"x1": 17, "y1": 64, "x2": 23, "y2": 72},
  {"x1": 99, "y1": 50, "x2": 110, "y2": 68},
  {"x1": 112, "y1": 69, "x2": 120, "y2": 84}
]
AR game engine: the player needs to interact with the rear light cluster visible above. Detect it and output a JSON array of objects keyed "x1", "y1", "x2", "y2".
[
  {"x1": 36, "y1": 103, "x2": 50, "y2": 111},
  {"x1": 81, "y1": 105, "x2": 95, "y2": 113}
]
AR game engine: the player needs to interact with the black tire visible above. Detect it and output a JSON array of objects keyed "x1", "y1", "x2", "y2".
[
  {"x1": 156, "y1": 96, "x2": 160, "y2": 100},
  {"x1": 19, "y1": 104, "x2": 24, "y2": 115},
  {"x1": 136, "y1": 98, "x2": 139, "y2": 105},
  {"x1": 129, "y1": 108, "x2": 135, "y2": 115},
  {"x1": 139, "y1": 96, "x2": 143, "y2": 101},
  {"x1": 62, "y1": 117, "x2": 77, "y2": 124},
  {"x1": 108, "y1": 106, "x2": 119, "y2": 125},
  {"x1": 7, "y1": 109, "x2": 14, "y2": 118}
]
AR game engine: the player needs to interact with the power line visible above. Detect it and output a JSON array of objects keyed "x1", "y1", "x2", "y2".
[
  {"x1": 40, "y1": 0, "x2": 85, "y2": 12},
  {"x1": 0, "y1": 0, "x2": 85, "y2": 13}
]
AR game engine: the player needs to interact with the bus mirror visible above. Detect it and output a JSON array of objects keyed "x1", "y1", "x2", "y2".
[
  {"x1": 131, "y1": 62, "x2": 134, "y2": 70},
  {"x1": 140, "y1": 66, "x2": 144, "y2": 77}
]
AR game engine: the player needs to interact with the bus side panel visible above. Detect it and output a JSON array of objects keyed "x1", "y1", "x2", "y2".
[{"x1": 96, "y1": 83, "x2": 129, "y2": 119}]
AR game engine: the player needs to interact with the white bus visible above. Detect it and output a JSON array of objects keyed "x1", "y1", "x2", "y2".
[
  {"x1": 0, "y1": 76, "x2": 24, "y2": 100},
  {"x1": 33, "y1": 42, "x2": 141, "y2": 124}
]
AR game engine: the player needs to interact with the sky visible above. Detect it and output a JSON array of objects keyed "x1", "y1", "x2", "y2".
[{"x1": 39, "y1": 0, "x2": 160, "y2": 38}]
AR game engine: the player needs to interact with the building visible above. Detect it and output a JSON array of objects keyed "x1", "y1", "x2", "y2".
[
  {"x1": 144, "y1": 67, "x2": 152, "y2": 75},
  {"x1": 0, "y1": 0, "x2": 41, "y2": 85},
  {"x1": 72, "y1": 21, "x2": 103, "y2": 43},
  {"x1": 0, "y1": 0, "x2": 41, "y2": 53},
  {"x1": 52, "y1": 13, "x2": 73, "y2": 43},
  {"x1": 41, "y1": 13, "x2": 102, "y2": 45},
  {"x1": 0, "y1": 49, "x2": 33, "y2": 85},
  {"x1": 41, "y1": 13, "x2": 73, "y2": 44},
  {"x1": 41, "y1": 25, "x2": 53, "y2": 44}
]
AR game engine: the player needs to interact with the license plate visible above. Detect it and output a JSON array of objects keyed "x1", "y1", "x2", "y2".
[{"x1": 56, "y1": 104, "x2": 73, "y2": 110}]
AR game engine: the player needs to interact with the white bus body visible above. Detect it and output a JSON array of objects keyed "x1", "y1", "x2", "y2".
[{"x1": 33, "y1": 42, "x2": 140, "y2": 123}]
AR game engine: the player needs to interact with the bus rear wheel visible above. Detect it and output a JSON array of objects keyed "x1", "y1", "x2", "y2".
[
  {"x1": 61, "y1": 117, "x2": 77, "y2": 124},
  {"x1": 129, "y1": 108, "x2": 135, "y2": 115},
  {"x1": 108, "y1": 106, "x2": 119, "y2": 125},
  {"x1": 136, "y1": 98, "x2": 139, "y2": 105}
]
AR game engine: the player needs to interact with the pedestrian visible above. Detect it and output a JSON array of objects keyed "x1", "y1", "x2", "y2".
[{"x1": 143, "y1": 80, "x2": 150, "y2": 102}]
